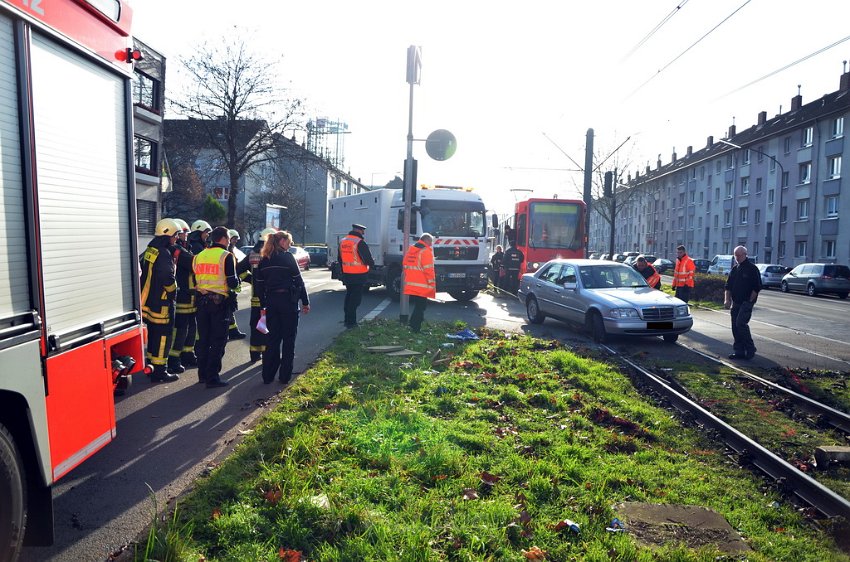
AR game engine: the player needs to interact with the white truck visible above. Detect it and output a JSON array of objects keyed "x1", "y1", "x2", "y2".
[{"x1": 327, "y1": 186, "x2": 490, "y2": 301}]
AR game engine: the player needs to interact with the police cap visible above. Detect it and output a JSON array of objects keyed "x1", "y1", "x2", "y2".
[{"x1": 352, "y1": 223, "x2": 366, "y2": 231}]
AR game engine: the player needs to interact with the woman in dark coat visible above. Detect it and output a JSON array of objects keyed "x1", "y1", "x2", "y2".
[{"x1": 256, "y1": 230, "x2": 310, "y2": 384}]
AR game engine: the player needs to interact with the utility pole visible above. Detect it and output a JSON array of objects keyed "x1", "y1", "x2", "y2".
[
  {"x1": 604, "y1": 170, "x2": 615, "y2": 259},
  {"x1": 583, "y1": 129, "x2": 594, "y2": 257},
  {"x1": 400, "y1": 46, "x2": 421, "y2": 323}
]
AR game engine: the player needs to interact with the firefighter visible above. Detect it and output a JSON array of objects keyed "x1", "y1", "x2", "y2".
[
  {"x1": 237, "y1": 227, "x2": 278, "y2": 362},
  {"x1": 338, "y1": 223, "x2": 374, "y2": 328},
  {"x1": 402, "y1": 233, "x2": 436, "y2": 333},
  {"x1": 188, "y1": 220, "x2": 212, "y2": 254},
  {"x1": 167, "y1": 219, "x2": 198, "y2": 373},
  {"x1": 193, "y1": 226, "x2": 241, "y2": 388},
  {"x1": 226, "y1": 228, "x2": 247, "y2": 340},
  {"x1": 140, "y1": 218, "x2": 182, "y2": 382}
]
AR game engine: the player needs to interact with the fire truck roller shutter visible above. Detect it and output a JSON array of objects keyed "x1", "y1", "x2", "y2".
[
  {"x1": 0, "y1": 14, "x2": 30, "y2": 320},
  {"x1": 30, "y1": 33, "x2": 134, "y2": 336}
]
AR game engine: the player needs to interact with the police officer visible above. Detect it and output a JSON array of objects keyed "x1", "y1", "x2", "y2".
[
  {"x1": 193, "y1": 226, "x2": 241, "y2": 388},
  {"x1": 237, "y1": 227, "x2": 278, "y2": 362},
  {"x1": 501, "y1": 242, "x2": 524, "y2": 295},
  {"x1": 226, "y1": 228, "x2": 247, "y2": 340},
  {"x1": 188, "y1": 220, "x2": 212, "y2": 254},
  {"x1": 338, "y1": 223, "x2": 374, "y2": 328},
  {"x1": 256, "y1": 230, "x2": 310, "y2": 384},
  {"x1": 166, "y1": 219, "x2": 198, "y2": 373},
  {"x1": 403, "y1": 233, "x2": 436, "y2": 333},
  {"x1": 140, "y1": 218, "x2": 182, "y2": 382}
]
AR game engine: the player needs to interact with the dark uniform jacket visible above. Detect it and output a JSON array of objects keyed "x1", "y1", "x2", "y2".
[
  {"x1": 256, "y1": 251, "x2": 309, "y2": 308},
  {"x1": 139, "y1": 235, "x2": 177, "y2": 323},
  {"x1": 503, "y1": 247, "x2": 524, "y2": 271},
  {"x1": 725, "y1": 259, "x2": 762, "y2": 304},
  {"x1": 237, "y1": 240, "x2": 265, "y2": 304},
  {"x1": 339, "y1": 230, "x2": 375, "y2": 285},
  {"x1": 171, "y1": 242, "x2": 196, "y2": 311}
]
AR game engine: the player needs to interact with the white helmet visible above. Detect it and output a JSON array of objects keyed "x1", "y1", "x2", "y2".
[
  {"x1": 228, "y1": 229, "x2": 240, "y2": 240},
  {"x1": 155, "y1": 218, "x2": 182, "y2": 237},
  {"x1": 173, "y1": 218, "x2": 190, "y2": 233},
  {"x1": 191, "y1": 220, "x2": 212, "y2": 233},
  {"x1": 259, "y1": 227, "x2": 278, "y2": 241}
]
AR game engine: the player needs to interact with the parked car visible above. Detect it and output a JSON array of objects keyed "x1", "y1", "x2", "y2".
[
  {"x1": 289, "y1": 245, "x2": 311, "y2": 271},
  {"x1": 693, "y1": 258, "x2": 711, "y2": 273},
  {"x1": 756, "y1": 264, "x2": 791, "y2": 289},
  {"x1": 707, "y1": 254, "x2": 735, "y2": 276},
  {"x1": 620, "y1": 252, "x2": 641, "y2": 266},
  {"x1": 304, "y1": 245, "x2": 328, "y2": 267},
  {"x1": 612, "y1": 253, "x2": 628, "y2": 263},
  {"x1": 651, "y1": 258, "x2": 674, "y2": 273},
  {"x1": 517, "y1": 259, "x2": 693, "y2": 343},
  {"x1": 780, "y1": 263, "x2": 850, "y2": 298},
  {"x1": 588, "y1": 252, "x2": 601, "y2": 260}
]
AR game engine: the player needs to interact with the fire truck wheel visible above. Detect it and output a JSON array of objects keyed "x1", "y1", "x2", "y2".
[
  {"x1": 0, "y1": 423, "x2": 27, "y2": 562},
  {"x1": 388, "y1": 268, "x2": 402, "y2": 301}
]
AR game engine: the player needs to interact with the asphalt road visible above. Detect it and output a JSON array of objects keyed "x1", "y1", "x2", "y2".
[{"x1": 21, "y1": 270, "x2": 849, "y2": 561}]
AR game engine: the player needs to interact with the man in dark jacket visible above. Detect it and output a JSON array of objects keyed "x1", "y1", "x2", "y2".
[
  {"x1": 724, "y1": 245, "x2": 762, "y2": 360},
  {"x1": 167, "y1": 219, "x2": 197, "y2": 373},
  {"x1": 501, "y1": 243, "x2": 524, "y2": 295},
  {"x1": 188, "y1": 220, "x2": 212, "y2": 254},
  {"x1": 140, "y1": 218, "x2": 182, "y2": 382},
  {"x1": 338, "y1": 223, "x2": 375, "y2": 328}
]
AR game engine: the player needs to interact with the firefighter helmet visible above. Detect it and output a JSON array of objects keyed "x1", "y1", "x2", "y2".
[
  {"x1": 173, "y1": 218, "x2": 190, "y2": 233},
  {"x1": 155, "y1": 218, "x2": 182, "y2": 237},
  {"x1": 228, "y1": 229, "x2": 240, "y2": 240},
  {"x1": 259, "y1": 227, "x2": 278, "y2": 241},
  {"x1": 191, "y1": 220, "x2": 212, "y2": 233}
]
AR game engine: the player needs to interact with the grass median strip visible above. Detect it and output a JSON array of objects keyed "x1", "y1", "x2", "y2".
[{"x1": 138, "y1": 320, "x2": 849, "y2": 561}]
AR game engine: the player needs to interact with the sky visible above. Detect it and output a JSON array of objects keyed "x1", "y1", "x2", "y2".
[{"x1": 133, "y1": 0, "x2": 850, "y2": 214}]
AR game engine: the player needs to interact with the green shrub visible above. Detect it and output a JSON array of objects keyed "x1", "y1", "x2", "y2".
[{"x1": 693, "y1": 273, "x2": 726, "y2": 303}]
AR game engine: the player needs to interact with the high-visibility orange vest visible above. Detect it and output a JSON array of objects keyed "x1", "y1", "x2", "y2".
[
  {"x1": 646, "y1": 268, "x2": 661, "y2": 289},
  {"x1": 672, "y1": 255, "x2": 696, "y2": 288},
  {"x1": 403, "y1": 243, "x2": 436, "y2": 298},
  {"x1": 340, "y1": 235, "x2": 368, "y2": 274}
]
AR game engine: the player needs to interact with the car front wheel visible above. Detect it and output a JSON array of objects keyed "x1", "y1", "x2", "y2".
[
  {"x1": 588, "y1": 312, "x2": 607, "y2": 343},
  {"x1": 662, "y1": 334, "x2": 679, "y2": 343},
  {"x1": 526, "y1": 296, "x2": 545, "y2": 324},
  {"x1": 780, "y1": 281, "x2": 789, "y2": 293}
]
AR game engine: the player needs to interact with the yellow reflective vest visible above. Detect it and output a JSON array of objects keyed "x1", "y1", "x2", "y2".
[{"x1": 193, "y1": 247, "x2": 231, "y2": 296}]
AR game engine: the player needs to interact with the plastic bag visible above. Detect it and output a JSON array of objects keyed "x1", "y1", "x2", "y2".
[{"x1": 256, "y1": 309, "x2": 269, "y2": 334}]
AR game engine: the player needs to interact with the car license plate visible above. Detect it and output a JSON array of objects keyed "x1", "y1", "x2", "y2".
[
  {"x1": 648, "y1": 322, "x2": 674, "y2": 330},
  {"x1": 448, "y1": 273, "x2": 466, "y2": 278}
]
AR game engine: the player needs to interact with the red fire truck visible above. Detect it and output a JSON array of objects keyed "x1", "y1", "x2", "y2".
[
  {"x1": 0, "y1": 0, "x2": 144, "y2": 557},
  {"x1": 495, "y1": 198, "x2": 587, "y2": 275}
]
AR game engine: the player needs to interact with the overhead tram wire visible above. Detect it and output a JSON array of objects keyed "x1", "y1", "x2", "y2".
[
  {"x1": 624, "y1": 0, "x2": 753, "y2": 101},
  {"x1": 621, "y1": 0, "x2": 692, "y2": 62},
  {"x1": 716, "y1": 33, "x2": 850, "y2": 100}
]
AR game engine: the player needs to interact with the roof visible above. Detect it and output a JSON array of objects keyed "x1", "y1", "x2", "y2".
[{"x1": 164, "y1": 118, "x2": 267, "y2": 151}]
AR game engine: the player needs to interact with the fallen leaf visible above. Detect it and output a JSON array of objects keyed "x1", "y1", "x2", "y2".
[
  {"x1": 263, "y1": 488, "x2": 282, "y2": 505},
  {"x1": 211, "y1": 508, "x2": 221, "y2": 520},
  {"x1": 462, "y1": 488, "x2": 479, "y2": 500},
  {"x1": 521, "y1": 546, "x2": 547, "y2": 560},
  {"x1": 480, "y1": 471, "x2": 501, "y2": 486},
  {"x1": 278, "y1": 548, "x2": 302, "y2": 561}
]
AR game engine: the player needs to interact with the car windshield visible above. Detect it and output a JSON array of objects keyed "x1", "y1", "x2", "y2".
[
  {"x1": 419, "y1": 200, "x2": 486, "y2": 238},
  {"x1": 579, "y1": 265, "x2": 647, "y2": 289}
]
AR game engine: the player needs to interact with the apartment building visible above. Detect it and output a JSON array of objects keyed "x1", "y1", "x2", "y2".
[{"x1": 590, "y1": 68, "x2": 850, "y2": 266}]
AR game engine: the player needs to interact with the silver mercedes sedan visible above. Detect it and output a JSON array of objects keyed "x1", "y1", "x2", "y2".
[{"x1": 517, "y1": 259, "x2": 693, "y2": 343}]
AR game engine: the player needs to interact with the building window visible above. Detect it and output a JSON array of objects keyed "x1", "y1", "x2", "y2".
[
  {"x1": 754, "y1": 209, "x2": 761, "y2": 224},
  {"x1": 828, "y1": 155, "x2": 842, "y2": 179},
  {"x1": 726, "y1": 154, "x2": 734, "y2": 169},
  {"x1": 713, "y1": 214, "x2": 719, "y2": 228},
  {"x1": 741, "y1": 177, "x2": 749, "y2": 195},
  {"x1": 715, "y1": 160, "x2": 722, "y2": 174},
  {"x1": 796, "y1": 199, "x2": 809, "y2": 220},
  {"x1": 725, "y1": 182, "x2": 733, "y2": 198},
  {"x1": 824, "y1": 240, "x2": 837, "y2": 259},
  {"x1": 699, "y1": 191, "x2": 704, "y2": 203},
  {"x1": 723, "y1": 210, "x2": 731, "y2": 226},
  {"x1": 780, "y1": 206, "x2": 787, "y2": 223},
  {"x1": 137, "y1": 199, "x2": 156, "y2": 236},
  {"x1": 826, "y1": 195, "x2": 839, "y2": 217},
  {"x1": 755, "y1": 177, "x2": 762, "y2": 194},
  {"x1": 781, "y1": 171, "x2": 789, "y2": 188},
  {"x1": 769, "y1": 158, "x2": 776, "y2": 172},
  {"x1": 802, "y1": 126, "x2": 813, "y2": 147},
  {"x1": 778, "y1": 240, "x2": 785, "y2": 259},
  {"x1": 784, "y1": 136, "x2": 791, "y2": 154},
  {"x1": 795, "y1": 240, "x2": 807, "y2": 258},
  {"x1": 723, "y1": 242, "x2": 730, "y2": 254},
  {"x1": 133, "y1": 71, "x2": 158, "y2": 112},
  {"x1": 768, "y1": 189, "x2": 774, "y2": 205},
  {"x1": 739, "y1": 207, "x2": 748, "y2": 224},
  {"x1": 742, "y1": 149, "x2": 750, "y2": 164},
  {"x1": 698, "y1": 217, "x2": 702, "y2": 228},
  {"x1": 700, "y1": 166, "x2": 705, "y2": 180},
  {"x1": 212, "y1": 186, "x2": 230, "y2": 200},
  {"x1": 757, "y1": 147, "x2": 764, "y2": 163},
  {"x1": 833, "y1": 117, "x2": 844, "y2": 138},
  {"x1": 715, "y1": 187, "x2": 720, "y2": 200},
  {"x1": 799, "y1": 162, "x2": 811, "y2": 184},
  {"x1": 753, "y1": 241, "x2": 759, "y2": 258},
  {"x1": 133, "y1": 136, "x2": 155, "y2": 174}
]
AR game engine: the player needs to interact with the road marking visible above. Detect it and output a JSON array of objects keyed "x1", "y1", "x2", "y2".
[
  {"x1": 364, "y1": 299, "x2": 391, "y2": 321},
  {"x1": 705, "y1": 307, "x2": 840, "y2": 344}
]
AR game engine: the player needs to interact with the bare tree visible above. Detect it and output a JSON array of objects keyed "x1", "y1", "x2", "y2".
[{"x1": 170, "y1": 34, "x2": 304, "y2": 231}]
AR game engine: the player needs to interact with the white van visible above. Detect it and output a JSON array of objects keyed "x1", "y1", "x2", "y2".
[{"x1": 707, "y1": 255, "x2": 734, "y2": 276}]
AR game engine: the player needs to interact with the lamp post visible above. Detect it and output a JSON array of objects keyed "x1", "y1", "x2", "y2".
[{"x1": 718, "y1": 139, "x2": 785, "y2": 264}]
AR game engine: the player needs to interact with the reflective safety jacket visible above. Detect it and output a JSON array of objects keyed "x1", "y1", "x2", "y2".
[
  {"x1": 140, "y1": 235, "x2": 177, "y2": 324},
  {"x1": 672, "y1": 254, "x2": 696, "y2": 288},
  {"x1": 171, "y1": 243, "x2": 196, "y2": 314},
  {"x1": 403, "y1": 242, "x2": 436, "y2": 298},
  {"x1": 635, "y1": 263, "x2": 661, "y2": 290},
  {"x1": 340, "y1": 235, "x2": 369, "y2": 274},
  {"x1": 194, "y1": 246, "x2": 233, "y2": 296}
]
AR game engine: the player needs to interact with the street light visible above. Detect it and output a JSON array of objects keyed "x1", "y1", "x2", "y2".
[{"x1": 718, "y1": 139, "x2": 786, "y2": 264}]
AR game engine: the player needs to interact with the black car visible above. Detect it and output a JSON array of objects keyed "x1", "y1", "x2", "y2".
[
  {"x1": 304, "y1": 245, "x2": 328, "y2": 267},
  {"x1": 692, "y1": 258, "x2": 711, "y2": 273}
]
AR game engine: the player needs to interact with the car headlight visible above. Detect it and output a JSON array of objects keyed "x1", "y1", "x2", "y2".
[
  {"x1": 609, "y1": 308, "x2": 639, "y2": 319},
  {"x1": 675, "y1": 305, "x2": 690, "y2": 317}
]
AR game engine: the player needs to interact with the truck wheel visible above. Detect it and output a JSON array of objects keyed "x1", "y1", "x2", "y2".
[
  {"x1": 448, "y1": 290, "x2": 478, "y2": 302},
  {"x1": 0, "y1": 423, "x2": 27, "y2": 562},
  {"x1": 388, "y1": 269, "x2": 402, "y2": 301}
]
